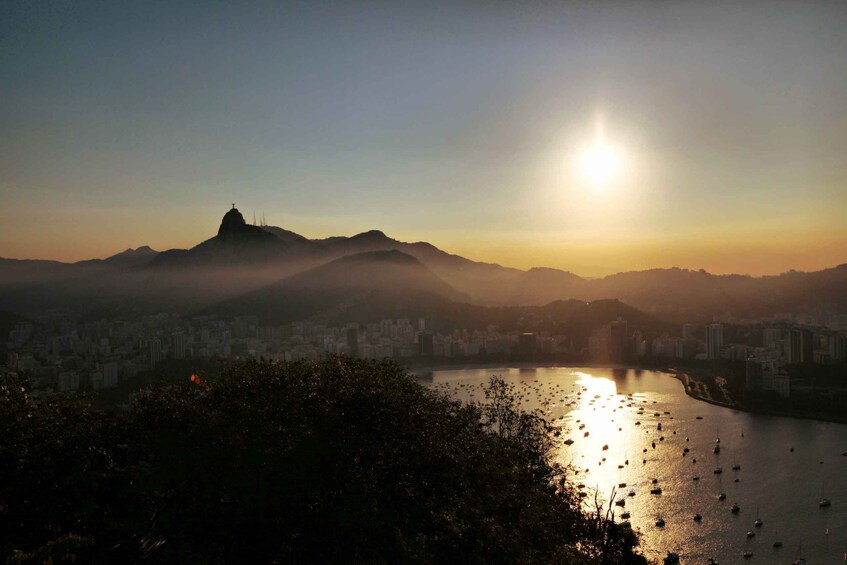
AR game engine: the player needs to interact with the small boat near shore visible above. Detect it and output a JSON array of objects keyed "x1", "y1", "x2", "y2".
[{"x1": 820, "y1": 481, "x2": 832, "y2": 508}]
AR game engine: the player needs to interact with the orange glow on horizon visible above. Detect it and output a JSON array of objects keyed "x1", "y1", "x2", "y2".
[{"x1": 1, "y1": 205, "x2": 845, "y2": 278}]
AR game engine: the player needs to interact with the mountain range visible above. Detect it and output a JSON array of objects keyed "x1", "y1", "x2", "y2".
[{"x1": 1, "y1": 206, "x2": 846, "y2": 326}]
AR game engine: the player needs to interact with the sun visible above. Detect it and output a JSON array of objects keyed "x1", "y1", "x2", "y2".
[{"x1": 580, "y1": 142, "x2": 621, "y2": 185}]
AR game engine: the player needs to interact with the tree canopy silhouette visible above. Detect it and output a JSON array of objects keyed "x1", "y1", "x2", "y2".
[{"x1": 1, "y1": 358, "x2": 643, "y2": 564}]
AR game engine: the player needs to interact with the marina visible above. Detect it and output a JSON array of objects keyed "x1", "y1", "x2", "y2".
[{"x1": 424, "y1": 366, "x2": 847, "y2": 563}]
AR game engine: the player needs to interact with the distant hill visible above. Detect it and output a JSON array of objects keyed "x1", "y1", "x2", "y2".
[
  {"x1": 0, "y1": 258, "x2": 76, "y2": 290},
  {"x1": 211, "y1": 250, "x2": 672, "y2": 336},
  {"x1": 212, "y1": 250, "x2": 470, "y2": 324},
  {"x1": 76, "y1": 246, "x2": 159, "y2": 269},
  {"x1": 1, "y1": 205, "x2": 845, "y2": 323},
  {"x1": 586, "y1": 264, "x2": 847, "y2": 322}
]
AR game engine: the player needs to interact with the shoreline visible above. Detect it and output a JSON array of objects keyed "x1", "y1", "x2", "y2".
[
  {"x1": 671, "y1": 369, "x2": 847, "y2": 425},
  {"x1": 406, "y1": 361, "x2": 660, "y2": 377},
  {"x1": 408, "y1": 361, "x2": 847, "y2": 425},
  {"x1": 673, "y1": 374, "x2": 847, "y2": 424}
]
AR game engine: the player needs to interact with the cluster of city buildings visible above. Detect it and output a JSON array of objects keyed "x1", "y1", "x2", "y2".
[
  {"x1": 586, "y1": 318, "x2": 846, "y2": 399},
  {"x1": 2, "y1": 312, "x2": 515, "y2": 396},
  {"x1": 3, "y1": 309, "x2": 845, "y2": 399}
]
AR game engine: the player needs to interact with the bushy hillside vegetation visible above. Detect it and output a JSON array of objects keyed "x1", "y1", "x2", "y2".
[{"x1": 1, "y1": 358, "x2": 644, "y2": 564}]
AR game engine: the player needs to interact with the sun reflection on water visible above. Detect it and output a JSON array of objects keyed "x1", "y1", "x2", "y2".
[{"x1": 424, "y1": 366, "x2": 847, "y2": 564}]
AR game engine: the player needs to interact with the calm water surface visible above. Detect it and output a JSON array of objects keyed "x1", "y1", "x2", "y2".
[{"x1": 421, "y1": 367, "x2": 847, "y2": 564}]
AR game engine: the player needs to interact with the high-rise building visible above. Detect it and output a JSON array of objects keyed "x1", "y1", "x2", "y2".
[
  {"x1": 417, "y1": 332, "x2": 434, "y2": 356},
  {"x1": 518, "y1": 333, "x2": 537, "y2": 358},
  {"x1": 102, "y1": 362, "x2": 119, "y2": 388},
  {"x1": 745, "y1": 358, "x2": 763, "y2": 391},
  {"x1": 172, "y1": 332, "x2": 187, "y2": 360},
  {"x1": 608, "y1": 318, "x2": 628, "y2": 360},
  {"x1": 682, "y1": 324, "x2": 696, "y2": 340},
  {"x1": 58, "y1": 372, "x2": 80, "y2": 392},
  {"x1": 772, "y1": 372, "x2": 791, "y2": 398},
  {"x1": 147, "y1": 338, "x2": 163, "y2": 366},
  {"x1": 828, "y1": 334, "x2": 846, "y2": 364},
  {"x1": 763, "y1": 327, "x2": 782, "y2": 349},
  {"x1": 787, "y1": 328, "x2": 813, "y2": 364},
  {"x1": 346, "y1": 327, "x2": 359, "y2": 358},
  {"x1": 706, "y1": 324, "x2": 723, "y2": 360}
]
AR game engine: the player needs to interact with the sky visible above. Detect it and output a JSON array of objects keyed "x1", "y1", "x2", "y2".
[{"x1": 1, "y1": 0, "x2": 846, "y2": 277}]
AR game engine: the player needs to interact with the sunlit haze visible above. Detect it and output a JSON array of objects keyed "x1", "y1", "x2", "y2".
[
  {"x1": 2, "y1": 1, "x2": 846, "y2": 276},
  {"x1": 580, "y1": 143, "x2": 622, "y2": 186}
]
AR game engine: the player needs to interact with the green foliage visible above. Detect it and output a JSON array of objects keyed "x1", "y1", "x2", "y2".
[{"x1": 0, "y1": 359, "x2": 643, "y2": 564}]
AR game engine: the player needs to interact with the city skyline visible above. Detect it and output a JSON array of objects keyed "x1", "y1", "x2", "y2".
[{"x1": 2, "y1": 1, "x2": 847, "y2": 276}]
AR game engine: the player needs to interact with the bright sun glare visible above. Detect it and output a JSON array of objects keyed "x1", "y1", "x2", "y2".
[{"x1": 580, "y1": 143, "x2": 621, "y2": 185}]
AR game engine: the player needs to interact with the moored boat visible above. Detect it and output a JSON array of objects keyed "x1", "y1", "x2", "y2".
[{"x1": 820, "y1": 481, "x2": 832, "y2": 508}]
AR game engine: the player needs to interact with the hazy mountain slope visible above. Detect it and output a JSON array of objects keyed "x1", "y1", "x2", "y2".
[
  {"x1": 0, "y1": 258, "x2": 78, "y2": 291},
  {"x1": 259, "y1": 225, "x2": 308, "y2": 243},
  {"x1": 495, "y1": 267, "x2": 586, "y2": 306},
  {"x1": 314, "y1": 231, "x2": 576, "y2": 305},
  {"x1": 211, "y1": 249, "x2": 673, "y2": 336},
  {"x1": 582, "y1": 264, "x2": 847, "y2": 321},
  {"x1": 2, "y1": 205, "x2": 846, "y2": 321},
  {"x1": 130, "y1": 207, "x2": 589, "y2": 307},
  {"x1": 583, "y1": 268, "x2": 738, "y2": 320},
  {"x1": 212, "y1": 250, "x2": 470, "y2": 324},
  {"x1": 75, "y1": 246, "x2": 159, "y2": 269}
]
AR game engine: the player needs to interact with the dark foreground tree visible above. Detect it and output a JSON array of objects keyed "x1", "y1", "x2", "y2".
[{"x1": 1, "y1": 358, "x2": 643, "y2": 564}]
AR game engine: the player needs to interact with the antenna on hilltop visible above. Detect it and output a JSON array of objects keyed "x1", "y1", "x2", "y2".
[{"x1": 232, "y1": 203, "x2": 235, "y2": 210}]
